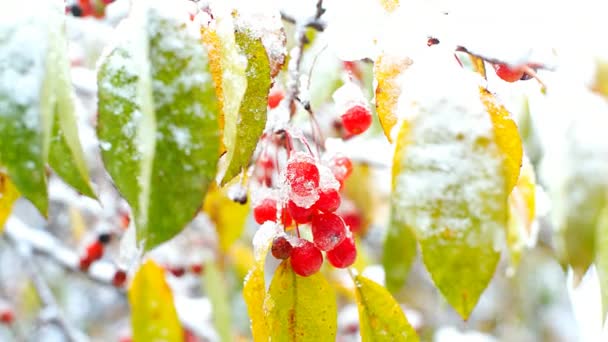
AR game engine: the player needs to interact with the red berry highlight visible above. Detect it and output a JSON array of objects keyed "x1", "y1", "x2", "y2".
[
  {"x1": 287, "y1": 200, "x2": 315, "y2": 224},
  {"x1": 253, "y1": 198, "x2": 278, "y2": 224},
  {"x1": 271, "y1": 236, "x2": 293, "y2": 260},
  {"x1": 493, "y1": 63, "x2": 525, "y2": 83},
  {"x1": 268, "y1": 88, "x2": 285, "y2": 109},
  {"x1": 290, "y1": 240, "x2": 323, "y2": 277},
  {"x1": 314, "y1": 188, "x2": 341, "y2": 213},
  {"x1": 341, "y1": 105, "x2": 372, "y2": 135},
  {"x1": 327, "y1": 236, "x2": 357, "y2": 268},
  {"x1": 311, "y1": 213, "x2": 347, "y2": 251},
  {"x1": 112, "y1": 270, "x2": 127, "y2": 287}
]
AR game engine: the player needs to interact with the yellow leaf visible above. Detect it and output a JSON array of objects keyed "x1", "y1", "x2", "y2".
[
  {"x1": 507, "y1": 155, "x2": 536, "y2": 266},
  {"x1": 203, "y1": 183, "x2": 249, "y2": 251},
  {"x1": 480, "y1": 88, "x2": 523, "y2": 193},
  {"x1": 228, "y1": 242, "x2": 255, "y2": 281},
  {"x1": 374, "y1": 53, "x2": 412, "y2": 142},
  {"x1": 0, "y1": 172, "x2": 19, "y2": 233},
  {"x1": 129, "y1": 260, "x2": 184, "y2": 342},
  {"x1": 353, "y1": 275, "x2": 419, "y2": 342},
  {"x1": 264, "y1": 261, "x2": 337, "y2": 341},
  {"x1": 201, "y1": 27, "x2": 225, "y2": 153},
  {"x1": 468, "y1": 54, "x2": 486, "y2": 79},
  {"x1": 379, "y1": 0, "x2": 399, "y2": 12}
]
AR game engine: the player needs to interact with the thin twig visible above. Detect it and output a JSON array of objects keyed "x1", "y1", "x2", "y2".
[{"x1": 280, "y1": 11, "x2": 326, "y2": 32}]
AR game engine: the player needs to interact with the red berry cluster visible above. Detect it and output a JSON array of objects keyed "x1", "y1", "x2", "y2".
[
  {"x1": 253, "y1": 151, "x2": 358, "y2": 277},
  {"x1": 164, "y1": 263, "x2": 205, "y2": 278}
]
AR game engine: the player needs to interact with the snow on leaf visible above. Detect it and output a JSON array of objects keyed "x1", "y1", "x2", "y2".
[
  {"x1": 129, "y1": 260, "x2": 184, "y2": 342},
  {"x1": 203, "y1": 182, "x2": 249, "y2": 251},
  {"x1": 97, "y1": 0, "x2": 220, "y2": 251},
  {"x1": 264, "y1": 261, "x2": 338, "y2": 341},
  {"x1": 352, "y1": 274, "x2": 419, "y2": 342},
  {"x1": 0, "y1": 173, "x2": 19, "y2": 233},
  {"x1": 480, "y1": 88, "x2": 523, "y2": 194},
  {"x1": 203, "y1": 259, "x2": 233, "y2": 342},
  {"x1": 391, "y1": 70, "x2": 508, "y2": 319},
  {"x1": 219, "y1": 28, "x2": 271, "y2": 185},
  {"x1": 243, "y1": 222, "x2": 281, "y2": 341},
  {"x1": 374, "y1": 53, "x2": 412, "y2": 143},
  {"x1": 382, "y1": 205, "x2": 417, "y2": 294},
  {"x1": 506, "y1": 155, "x2": 536, "y2": 267}
]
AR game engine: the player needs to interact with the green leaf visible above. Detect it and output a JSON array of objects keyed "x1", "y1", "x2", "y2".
[
  {"x1": 391, "y1": 80, "x2": 509, "y2": 319},
  {"x1": 219, "y1": 29, "x2": 271, "y2": 184},
  {"x1": 352, "y1": 274, "x2": 419, "y2": 342},
  {"x1": 264, "y1": 261, "x2": 337, "y2": 341},
  {"x1": 129, "y1": 260, "x2": 184, "y2": 342},
  {"x1": 97, "y1": 3, "x2": 220, "y2": 251},
  {"x1": 382, "y1": 206, "x2": 417, "y2": 293},
  {"x1": 204, "y1": 259, "x2": 233, "y2": 342}
]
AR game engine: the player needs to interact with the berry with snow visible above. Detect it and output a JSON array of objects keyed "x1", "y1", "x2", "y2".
[
  {"x1": 314, "y1": 188, "x2": 341, "y2": 213},
  {"x1": 341, "y1": 105, "x2": 372, "y2": 135},
  {"x1": 311, "y1": 213, "x2": 347, "y2": 251}
]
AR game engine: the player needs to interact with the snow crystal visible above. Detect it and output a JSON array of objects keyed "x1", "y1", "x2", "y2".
[
  {"x1": 252, "y1": 221, "x2": 282, "y2": 261},
  {"x1": 318, "y1": 164, "x2": 340, "y2": 191}
]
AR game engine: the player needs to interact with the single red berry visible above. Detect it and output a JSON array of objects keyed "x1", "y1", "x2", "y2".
[
  {"x1": 258, "y1": 153, "x2": 274, "y2": 171},
  {"x1": 493, "y1": 63, "x2": 525, "y2": 83},
  {"x1": 343, "y1": 61, "x2": 363, "y2": 80},
  {"x1": 253, "y1": 198, "x2": 278, "y2": 224},
  {"x1": 191, "y1": 264, "x2": 204, "y2": 275},
  {"x1": 169, "y1": 266, "x2": 186, "y2": 277},
  {"x1": 287, "y1": 200, "x2": 315, "y2": 224},
  {"x1": 341, "y1": 105, "x2": 372, "y2": 135},
  {"x1": 342, "y1": 212, "x2": 362, "y2": 233},
  {"x1": 119, "y1": 212, "x2": 131, "y2": 229},
  {"x1": 271, "y1": 236, "x2": 293, "y2": 260},
  {"x1": 286, "y1": 153, "x2": 320, "y2": 198},
  {"x1": 268, "y1": 88, "x2": 285, "y2": 109},
  {"x1": 329, "y1": 154, "x2": 353, "y2": 184},
  {"x1": 427, "y1": 37, "x2": 440, "y2": 46},
  {"x1": 327, "y1": 236, "x2": 357, "y2": 268},
  {"x1": 86, "y1": 241, "x2": 104, "y2": 261},
  {"x1": 79, "y1": 256, "x2": 92, "y2": 271},
  {"x1": 311, "y1": 213, "x2": 347, "y2": 251},
  {"x1": 290, "y1": 240, "x2": 323, "y2": 277},
  {"x1": 314, "y1": 188, "x2": 341, "y2": 213},
  {"x1": 0, "y1": 309, "x2": 14, "y2": 325},
  {"x1": 112, "y1": 270, "x2": 127, "y2": 287}
]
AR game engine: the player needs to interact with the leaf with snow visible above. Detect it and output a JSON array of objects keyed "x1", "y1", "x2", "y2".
[
  {"x1": 129, "y1": 260, "x2": 184, "y2": 341},
  {"x1": 0, "y1": 173, "x2": 19, "y2": 233},
  {"x1": 506, "y1": 155, "x2": 536, "y2": 267},
  {"x1": 97, "y1": 1, "x2": 219, "y2": 251},
  {"x1": 203, "y1": 183, "x2": 249, "y2": 252},
  {"x1": 391, "y1": 73, "x2": 509, "y2": 319},
  {"x1": 264, "y1": 261, "x2": 337, "y2": 340},
  {"x1": 203, "y1": 259, "x2": 233, "y2": 342},
  {"x1": 383, "y1": 205, "x2": 417, "y2": 293},
  {"x1": 219, "y1": 28, "x2": 271, "y2": 184},
  {"x1": 352, "y1": 274, "x2": 419, "y2": 342},
  {"x1": 374, "y1": 53, "x2": 412, "y2": 143},
  {"x1": 243, "y1": 222, "x2": 280, "y2": 341}
]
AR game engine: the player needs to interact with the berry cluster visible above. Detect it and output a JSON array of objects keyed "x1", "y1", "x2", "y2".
[{"x1": 253, "y1": 151, "x2": 358, "y2": 277}]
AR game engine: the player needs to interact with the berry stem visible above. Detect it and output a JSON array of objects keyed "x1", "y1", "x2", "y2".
[
  {"x1": 522, "y1": 65, "x2": 547, "y2": 91},
  {"x1": 295, "y1": 223, "x2": 301, "y2": 238}
]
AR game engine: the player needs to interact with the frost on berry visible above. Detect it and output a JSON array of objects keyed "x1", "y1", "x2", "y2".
[
  {"x1": 328, "y1": 153, "x2": 353, "y2": 184},
  {"x1": 315, "y1": 188, "x2": 341, "y2": 213},
  {"x1": 285, "y1": 152, "x2": 320, "y2": 208},
  {"x1": 253, "y1": 198, "x2": 278, "y2": 224},
  {"x1": 290, "y1": 239, "x2": 323, "y2": 277},
  {"x1": 288, "y1": 200, "x2": 315, "y2": 224},
  {"x1": 327, "y1": 235, "x2": 357, "y2": 268},
  {"x1": 271, "y1": 235, "x2": 293, "y2": 259},
  {"x1": 311, "y1": 213, "x2": 347, "y2": 251},
  {"x1": 332, "y1": 81, "x2": 372, "y2": 135}
]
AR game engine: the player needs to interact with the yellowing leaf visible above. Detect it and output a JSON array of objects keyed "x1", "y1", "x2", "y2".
[
  {"x1": 507, "y1": 155, "x2": 536, "y2": 266},
  {"x1": 228, "y1": 242, "x2": 255, "y2": 281},
  {"x1": 480, "y1": 88, "x2": 523, "y2": 193},
  {"x1": 0, "y1": 173, "x2": 19, "y2": 232},
  {"x1": 392, "y1": 80, "x2": 508, "y2": 319},
  {"x1": 201, "y1": 27, "x2": 225, "y2": 151},
  {"x1": 264, "y1": 261, "x2": 337, "y2": 341},
  {"x1": 203, "y1": 183, "x2": 249, "y2": 251},
  {"x1": 243, "y1": 222, "x2": 279, "y2": 341},
  {"x1": 353, "y1": 275, "x2": 419, "y2": 342},
  {"x1": 129, "y1": 260, "x2": 184, "y2": 342},
  {"x1": 374, "y1": 53, "x2": 412, "y2": 142},
  {"x1": 204, "y1": 260, "x2": 233, "y2": 342},
  {"x1": 468, "y1": 54, "x2": 486, "y2": 79},
  {"x1": 593, "y1": 58, "x2": 608, "y2": 98},
  {"x1": 383, "y1": 207, "x2": 417, "y2": 293},
  {"x1": 595, "y1": 204, "x2": 608, "y2": 321}
]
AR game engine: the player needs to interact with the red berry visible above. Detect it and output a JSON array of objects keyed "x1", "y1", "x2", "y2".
[
  {"x1": 329, "y1": 154, "x2": 353, "y2": 184},
  {"x1": 169, "y1": 266, "x2": 186, "y2": 277},
  {"x1": 191, "y1": 264, "x2": 204, "y2": 275},
  {"x1": 0, "y1": 309, "x2": 14, "y2": 325},
  {"x1": 493, "y1": 63, "x2": 525, "y2": 83},
  {"x1": 343, "y1": 61, "x2": 363, "y2": 80},
  {"x1": 286, "y1": 153, "x2": 320, "y2": 198},
  {"x1": 327, "y1": 236, "x2": 357, "y2": 268},
  {"x1": 342, "y1": 212, "x2": 362, "y2": 233},
  {"x1": 314, "y1": 188, "x2": 341, "y2": 213},
  {"x1": 271, "y1": 236, "x2": 293, "y2": 260},
  {"x1": 280, "y1": 206, "x2": 293, "y2": 227},
  {"x1": 119, "y1": 212, "x2": 131, "y2": 229},
  {"x1": 119, "y1": 336, "x2": 132, "y2": 342},
  {"x1": 311, "y1": 213, "x2": 347, "y2": 251},
  {"x1": 268, "y1": 88, "x2": 285, "y2": 109},
  {"x1": 86, "y1": 241, "x2": 104, "y2": 261},
  {"x1": 341, "y1": 105, "x2": 372, "y2": 135},
  {"x1": 290, "y1": 240, "x2": 323, "y2": 277},
  {"x1": 253, "y1": 198, "x2": 278, "y2": 224},
  {"x1": 287, "y1": 200, "x2": 315, "y2": 224},
  {"x1": 79, "y1": 256, "x2": 92, "y2": 271},
  {"x1": 112, "y1": 270, "x2": 127, "y2": 287}
]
